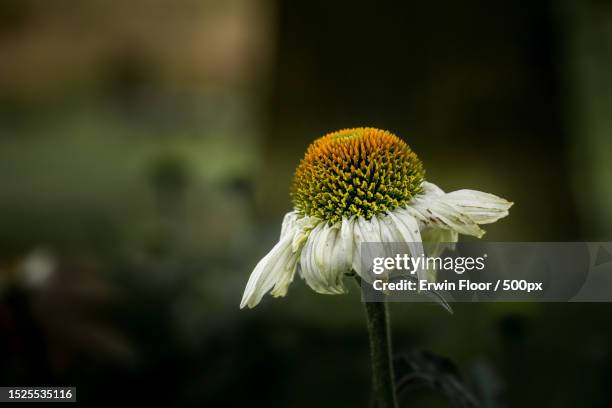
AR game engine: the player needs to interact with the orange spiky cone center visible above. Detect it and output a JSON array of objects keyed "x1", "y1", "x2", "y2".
[{"x1": 292, "y1": 127, "x2": 425, "y2": 223}]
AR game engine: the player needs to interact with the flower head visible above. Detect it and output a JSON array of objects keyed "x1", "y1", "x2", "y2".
[
  {"x1": 241, "y1": 127, "x2": 512, "y2": 308},
  {"x1": 292, "y1": 128, "x2": 424, "y2": 223}
]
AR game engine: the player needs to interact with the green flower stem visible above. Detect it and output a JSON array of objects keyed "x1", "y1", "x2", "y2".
[{"x1": 364, "y1": 300, "x2": 398, "y2": 408}]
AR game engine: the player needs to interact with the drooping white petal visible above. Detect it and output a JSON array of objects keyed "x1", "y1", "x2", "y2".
[
  {"x1": 292, "y1": 215, "x2": 321, "y2": 252},
  {"x1": 325, "y1": 217, "x2": 355, "y2": 293},
  {"x1": 443, "y1": 189, "x2": 513, "y2": 224},
  {"x1": 377, "y1": 209, "x2": 451, "y2": 310},
  {"x1": 358, "y1": 216, "x2": 383, "y2": 242},
  {"x1": 313, "y1": 223, "x2": 340, "y2": 293},
  {"x1": 386, "y1": 209, "x2": 426, "y2": 280},
  {"x1": 240, "y1": 233, "x2": 296, "y2": 309},
  {"x1": 299, "y1": 218, "x2": 355, "y2": 295},
  {"x1": 408, "y1": 182, "x2": 512, "y2": 238},
  {"x1": 338, "y1": 216, "x2": 355, "y2": 277},
  {"x1": 421, "y1": 181, "x2": 445, "y2": 196},
  {"x1": 378, "y1": 211, "x2": 422, "y2": 256},
  {"x1": 409, "y1": 195, "x2": 486, "y2": 238},
  {"x1": 421, "y1": 226, "x2": 458, "y2": 255},
  {"x1": 299, "y1": 222, "x2": 329, "y2": 294},
  {"x1": 351, "y1": 216, "x2": 384, "y2": 277},
  {"x1": 280, "y1": 211, "x2": 299, "y2": 239},
  {"x1": 420, "y1": 226, "x2": 458, "y2": 282},
  {"x1": 377, "y1": 213, "x2": 399, "y2": 243},
  {"x1": 269, "y1": 247, "x2": 301, "y2": 298},
  {"x1": 241, "y1": 213, "x2": 319, "y2": 308},
  {"x1": 376, "y1": 214, "x2": 412, "y2": 283},
  {"x1": 401, "y1": 182, "x2": 444, "y2": 224}
]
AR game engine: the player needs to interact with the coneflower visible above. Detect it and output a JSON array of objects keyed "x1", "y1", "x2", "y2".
[{"x1": 241, "y1": 127, "x2": 512, "y2": 407}]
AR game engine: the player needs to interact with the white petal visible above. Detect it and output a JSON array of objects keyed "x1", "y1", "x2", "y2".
[
  {"x1": 420, "y1": 226, "x2": 458, "y2": 258},
  {"x1": 339, "y1": 217, "x2": 355, "y2": 276},
  {"x1": 358, "y1": 216, "x2": 383, "y2": 242},
  {"x1": 240, "y1": 234, "x2": 297, "y2": 309},
  {"x1": 408, "y1": 184, "x2": 512, "y2": 238},
  {"x1": 322, "y1": 223, "x2": 348, "y2": 294},
  {"x1": 420, "y1": 226, "x2": 458, "y2": 282},
  {"x1": 280, "y1": 211, "x2": 299, "y2": 239},
  {"x1": 326, "y1": 218, "x2": 355, "y2": 293},
  {"x1": 351, "y1": 216, "x2": 384, "y2": 277},
  {"x1": 299, "y1": 223, "x2": 334, "y2": 293},
  {"x1": 410, "y1": 195, "x2": 485, "y2": 237},
  {"x1": 376, "y1": 213, "x2": 397, "y2": 242},
  {"x1": 300, "y1": 220, "x2": 352, "y2": 295},
  {"x1": 386, "y1": 209, "x2": 426, "y2": 280},
  {"x1": 313, "y1": 223, "x2": 338, "y2": 292},
  {"x1": 269, "y1": 249, "x2": 301, "y2": 298},
  {"x1": 402, "y1": 182, "x2": 444, "y2": 223},
  {"x1": 298, "y1": 222, "x2": 319, "y2": 281},
  {"x1": 421, "y1": 181, "x2": 445, "y2": 196},
  {"x1": 376, "y1": 214, "x2": 411, "y2": 283},
  {"x1": 376, "y1": 213, "x2": 409, "y2": 266},
  {"x1": 444, "y1": 189, "x2": 513, "y2": 224},
  {"x1": 241, "y1": 214, "x2": 319, "y2": 308},
  {"x1": 351, "y1": 220, "x2": 364, "y2": 276},
  {"x1": 292, "y1": 215, "x2": 321, "y2": 252}
]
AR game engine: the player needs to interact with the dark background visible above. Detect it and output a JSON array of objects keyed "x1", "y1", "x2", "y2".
[{"x1": 1, "y1": 0, "x2": 611, "y2": 406}]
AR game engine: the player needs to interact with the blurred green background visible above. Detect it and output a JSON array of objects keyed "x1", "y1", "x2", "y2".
[{"x1": 1, "y1": 0, "x2": 612, "y2": 406}]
